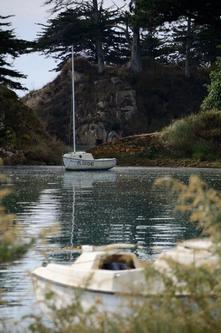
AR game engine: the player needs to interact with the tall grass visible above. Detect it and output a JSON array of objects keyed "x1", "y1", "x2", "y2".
[
  {"x1": 161, "y1": 110, "x2": 221, "y2": 161},
  {"x1": 0, "y1": 173, "x2": 31, "y2": 262}
]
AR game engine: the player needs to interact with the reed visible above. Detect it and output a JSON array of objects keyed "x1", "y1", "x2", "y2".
[{"x1": 0, "y1": 173, "x2": 31, "y2": 263}]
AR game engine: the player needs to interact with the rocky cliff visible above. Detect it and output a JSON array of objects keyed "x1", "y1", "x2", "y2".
[{"x1": 23, "y1": 58, "x2": 208, "y2": 148}]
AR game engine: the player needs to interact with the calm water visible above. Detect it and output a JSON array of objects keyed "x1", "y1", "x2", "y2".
[{"x1": 0, "y1": 166, "x2": 221, "y2": 324}]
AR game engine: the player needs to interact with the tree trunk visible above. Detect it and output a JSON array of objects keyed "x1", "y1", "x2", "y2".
[
  {"x1": 185, "y1": 16, "x2": 192, "y2": 78},
  {"x1": 129, "y1": 26, "x2": 142, "y2": 73},
  {"x1": 92, "y1": 0, "x2": 104, "y2": 74},
  {"x1": 128, "y1": 0, "x2": 142, "y2": 73},
  {"x1": 95, "y1": 40, "x2": 104, "y2": 74}
]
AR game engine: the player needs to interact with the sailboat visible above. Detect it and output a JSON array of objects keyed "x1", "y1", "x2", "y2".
[{"x1": 63, "y1": 47, "x2": 117, "y2": 171}]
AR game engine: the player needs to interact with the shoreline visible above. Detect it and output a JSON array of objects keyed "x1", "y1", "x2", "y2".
[
  {"x1": 114, "y1": 158, "x2": 221, "y2": 169},
  {"x1": 1, "y1": 163, "x2": 221, "y2": 170}
]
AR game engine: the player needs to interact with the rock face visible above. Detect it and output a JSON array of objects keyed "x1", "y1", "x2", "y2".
[
  {"x1": 75, "y1": 76, "x2": 137, "y2": 146},
  {"x1": 24, "y1": 60, "x2": 137, "y2": 147},
  {"x1": 23, "y1": 58, "x2": 208, "y2": 147}
]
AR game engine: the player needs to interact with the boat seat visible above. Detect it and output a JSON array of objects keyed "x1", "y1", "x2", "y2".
[{"x1": 100, "y1": 254, "x2": 136, "y2": 270}]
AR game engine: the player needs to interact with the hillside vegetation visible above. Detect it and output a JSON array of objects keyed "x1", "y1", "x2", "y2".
[
  {"x1": 0, "y1": 59, "x2": 218, "y2": 167},
  {"x1": 0, "y1": 85, "x2": 65, "y2": 165},
  {"x1": 90, "y1": 110, "x2": 221, "y2": 168},
  {"x1": 1, "y1": 0, "x2": 221, "y2": 167}
]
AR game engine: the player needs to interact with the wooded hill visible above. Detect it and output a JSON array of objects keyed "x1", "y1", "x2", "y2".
[
  {"x1": 1, "y1": 0, "x2": 221, "y2": 165},
  {"x1": 23, "y1": 58, "x2": 208, "y2": 148},
  {"x1": 0, "y1": 86, "x2": 65, "y2": 165}
]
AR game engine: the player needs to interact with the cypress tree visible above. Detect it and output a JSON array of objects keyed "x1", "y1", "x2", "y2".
[
  {"x1": 0, "y1": 15, "x2": 29, "y2": 90},
  {"x1": 37, "y1": 1, "x2": 128, "y2": 72}
]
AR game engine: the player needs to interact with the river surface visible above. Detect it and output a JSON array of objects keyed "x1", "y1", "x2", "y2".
[{"x1": 0, "y1": 166, "x2": 221, "y2": 326}]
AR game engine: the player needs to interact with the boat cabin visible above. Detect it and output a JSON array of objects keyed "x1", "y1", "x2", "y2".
[
  {"x1": 69, "y1": 152, "x2": 94, "y2": 160},
  {"x1": 99, "y1": 254, "x2": 136, "y2": 270}
]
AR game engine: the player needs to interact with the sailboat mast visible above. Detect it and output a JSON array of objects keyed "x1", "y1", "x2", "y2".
[{"x1": 71, "y1": 45, "x2": 76, "y2": 153}]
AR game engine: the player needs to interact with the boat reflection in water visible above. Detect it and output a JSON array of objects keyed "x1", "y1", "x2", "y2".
[
  {"x1": 62, "y1": 170, "x2": 117, "y2": 250},
  {"x1": 62, "y1": 169, "x2": 117, "y2": 189}
]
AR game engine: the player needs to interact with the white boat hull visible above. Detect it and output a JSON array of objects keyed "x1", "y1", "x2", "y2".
[
  {"x1": 63, "y1": 156, "x2": 116, "y2": 171},
  {"x1": 32, "y1": 246, "x2": 150, "y2": 315},
  {"x1": 32, "y1": 275, "x2": 142, "y2": 315}
]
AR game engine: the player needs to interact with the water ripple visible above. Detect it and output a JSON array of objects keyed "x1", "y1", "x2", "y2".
[{"x1": 0, "y1": 166, "x2": 221, "y2": 322}]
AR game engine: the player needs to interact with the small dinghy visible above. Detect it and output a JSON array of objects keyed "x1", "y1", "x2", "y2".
[
  {"x1": 32, "y1": 240, "x2": 218, "y2": 314},
  {"x1": 32, "y1": 244, "x2": 151, "y2": 313}
]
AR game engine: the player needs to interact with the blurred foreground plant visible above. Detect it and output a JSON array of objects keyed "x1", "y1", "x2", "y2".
[
  {"x1": 0, "y1": 174, "x2": 32, "y2": 263},
  {"x1": 155, "y1": 175, "x2": 221, "y2": 244},
  {"x1": 0, "y1": 172, "x2": 34, "y2": 333}
]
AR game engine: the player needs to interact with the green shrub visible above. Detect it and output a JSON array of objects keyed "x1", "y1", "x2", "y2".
[
  {"x1": 202, "y1": 58, "x2": 221, "y2": 111},
  {"x1": 162, "y1": 110, "x2": 221, "y2": 159},
  {"x1": 192, "y1": 141, "x2": 215, "y2": 161},
  {"x1": 0, "y1": 85, "x2": 67, "y2": 165},
  {"x1": 24, "y1": 139, "x2": 65, "y2": 165}
]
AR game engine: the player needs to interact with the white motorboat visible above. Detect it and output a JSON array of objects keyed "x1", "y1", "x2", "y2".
[
  {"x1": 63, "y1": 47, "x2": 116, "y2": 171},
  {"x1": 32, "y1": 244, "x2": 154, "y2": 314},
  {"x1": 32, "y1": 240, "x2": 218, "y2": 314}
]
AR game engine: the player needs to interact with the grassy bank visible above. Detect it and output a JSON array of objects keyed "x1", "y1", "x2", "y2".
[{"x1": 90, "y1": 110, "x2": 221, "y2": 168}]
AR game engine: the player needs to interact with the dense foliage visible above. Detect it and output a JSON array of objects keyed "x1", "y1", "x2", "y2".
[
  {"x1": 36, "y1": 0, "x2": 221, "y2": 75},
  {"x1": 162, "y1": 110, "x2": 221, "y2": 160},
  {"x1": 202, "y1": 57, "x2": 221, "y2": 110},
  {"x1": 0, "y1": 85, "x2": 66, "y2": 165},
  {"x1": 0, "y1": 16, "x2": 29, "y2": 90},
  {"x1": 38, "y1": 0, "x2": 128, "y2": 73}
]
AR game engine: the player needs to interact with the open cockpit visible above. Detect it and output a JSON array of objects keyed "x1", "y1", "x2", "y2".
[{"x1": 99, "y1": 253, "x2": 137, "y2": 270}]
